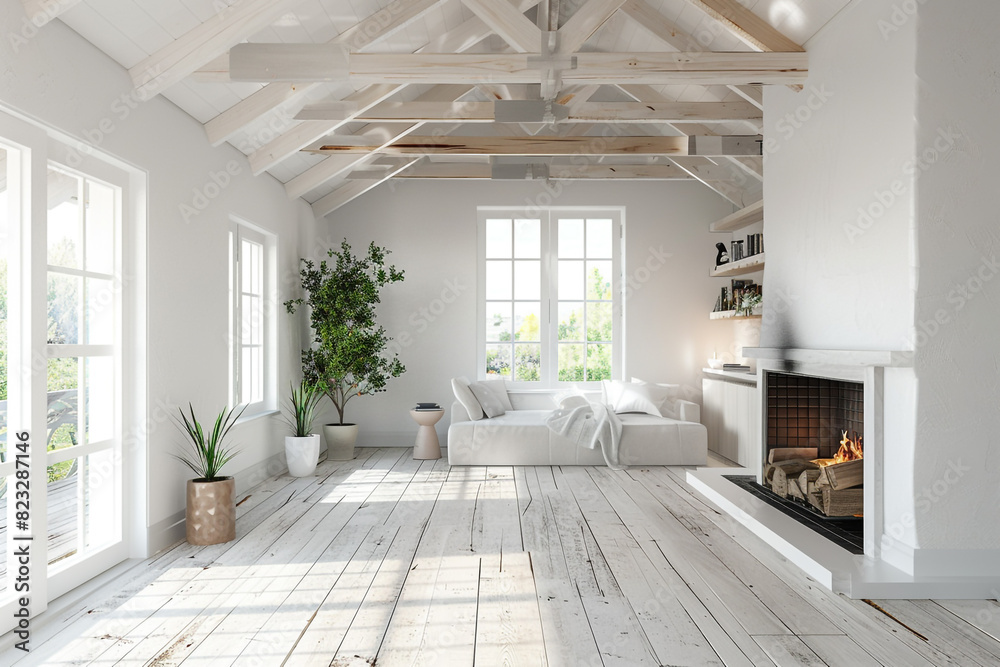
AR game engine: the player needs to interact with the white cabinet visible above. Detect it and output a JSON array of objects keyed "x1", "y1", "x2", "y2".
[{"x1": 702, "y1": 372, "x2": 759, "y2": 467}]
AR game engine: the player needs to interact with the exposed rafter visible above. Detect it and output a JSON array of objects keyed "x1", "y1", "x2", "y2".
[
  {"x1": 127, "y1": 0, "x2": 307, "y2": 94},
  {"x1": 284, "y1": 85, "x2": 474, "y2": 199},
  {"x1": 460, "y1": 0, "x2": 541, "y2": 52},
  {"x1": 556, "y1": 0, "x2": 626, "y2": 53},
  {"x1": 311, "y1": 158, "x2": 422, "y2": 218},
  {"x1": 294, "y1": 100, "x2": 761, "y2": 123},
  {"x1": 202, "y1": 0, "x2": 447, "y2": 146},
  {"x1": 245, "y1": 2, "x2": 538, "y2": 174},
  {"x1": 255, "y1": 52, "x2": 806, "y2": 86},
  {"x1": 394, "y1": 162, "x2": 695, "y2": 180},
  {"x1": 678, "y1": 0, "x2": 804, "y2": 53},
  {"x1": 306, "y1": 134, "x2": 761, "y2": 157}
]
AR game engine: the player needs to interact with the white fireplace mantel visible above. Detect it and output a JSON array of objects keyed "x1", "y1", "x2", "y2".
[{"x1": 743, "y1": 347, "x2": 913, "y2": 367}]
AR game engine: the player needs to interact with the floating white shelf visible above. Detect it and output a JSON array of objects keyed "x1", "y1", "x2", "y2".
[
  {"x1": 711, "y1": 253, "x2": 765, "y2": 277},
  {"x1": 709, "y1": 310, "x2": 762, "y2": 320},
  {"x1": 710, "y1": 200, "x2": 764, "y2": 232}
]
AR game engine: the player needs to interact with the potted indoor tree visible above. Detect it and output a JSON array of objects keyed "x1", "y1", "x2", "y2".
[
  {"x1": 175, "y1": 404, "x2": 245, "y2": 546},
  {"x1": 282, "y1": 380, "x2": 322, "y2": 477},
  {"x1": 285, "y1": 240, "x2": 406, "y2": 460}
]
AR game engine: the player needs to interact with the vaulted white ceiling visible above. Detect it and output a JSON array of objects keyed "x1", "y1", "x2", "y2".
[{"x1": 33, "y1": 0, "x2": 851, "y2": 216}]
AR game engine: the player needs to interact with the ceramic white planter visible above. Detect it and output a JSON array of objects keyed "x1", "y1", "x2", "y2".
[
  {"x1": 323, "y1": 423, "x2": 359, "y2": 460},
  {"x1": 285, "y1": 434, "x2": 321, "y2": 477}
]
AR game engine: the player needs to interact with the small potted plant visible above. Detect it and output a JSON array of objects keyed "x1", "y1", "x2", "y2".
[
  {"x1": 175, "y1": 404, "x2": 244, "y2": 546},
  {"x1": 285, "y1": 240, "x2": 406, "y2": 460},
  {"x1": 282, "y1": 380, "x2": 322, "y2": 477}
]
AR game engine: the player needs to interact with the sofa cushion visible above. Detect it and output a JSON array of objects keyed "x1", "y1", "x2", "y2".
[
  {"x1": 470, "y1": 381, "x2": 506, "y2": 418},
  {"x1": 481, "y1": 377, "x2": 514, "y2": 411},
  {"x1": 602, "y1": 380, "x2": 671, "y2": 417},
  {"x1": 451, "y1": 376, "x2": 485, "y2": 421}
]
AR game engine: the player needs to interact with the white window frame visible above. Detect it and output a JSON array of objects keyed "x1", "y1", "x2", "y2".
[
  {"x1": 477, "y1": 207, "x2": 624, "y2": 388},
  {"x1": 229, "y1": 218, "x2": 277, "y2": 418}
]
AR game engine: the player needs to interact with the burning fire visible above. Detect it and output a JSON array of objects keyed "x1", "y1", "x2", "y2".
[{"x1": 814, "y1": 430, "x2": 863, "y2": 467}]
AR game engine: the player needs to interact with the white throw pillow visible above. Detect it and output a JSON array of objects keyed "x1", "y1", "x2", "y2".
[
  {"x1": 469, "y1": 381, "x2": 506, "y2": 418},
  {"x1": 452, "y1": 376, "x2": 485, "y2": 421},
  {"x1": 613, "y1": 383, "x2": 664, "y2": 417},
  {"x1": 631, "y1": 378, "x2": 681, "y2": 418},
  {"x1": 481, "y1": 377, "x2": 514, "y2": 411}
]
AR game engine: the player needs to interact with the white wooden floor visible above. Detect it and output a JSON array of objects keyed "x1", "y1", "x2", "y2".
[{"x1": 5, "y1": 447, "x2": 1000, "y2": 666}]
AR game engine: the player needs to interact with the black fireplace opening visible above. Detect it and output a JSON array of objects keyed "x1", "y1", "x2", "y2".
[{"x1": 741, "y1": 370, "x2": 865, "y2": 552}]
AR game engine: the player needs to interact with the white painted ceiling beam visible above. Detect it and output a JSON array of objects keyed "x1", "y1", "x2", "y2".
[
  {"x1": 258, "y1": 51, "x2": 802, "y2": 86},
  {"x1": 284, "y1": 85, "x2": 474, "y2": 198},
  {"x1": 202, "y1": 0, "x2": 447, "y2": 146},
  {"x1": 306, "y1": 134, "x2": 762, "y2": 156},
  {"x1": 394, "y1": 162, "x2": 695, "y2": 179},
  {"x1": 294, "y1": 100, "x2": 761, "y2": 123},
  {"x1": 677, "y1": 0, "x2": 804, "y2": 52},
  {"x1": 245, "y1": 1, "x2": 538, "y2": 173},
  {"x1": 311, "y1": 157, "x2": 422, "y2": 218},
  {"x1": 460, "y1": 0, "x2": 542, "y2": 52},
  {"x1": 556, "y1": 0, "x2": 626, "y2": 53},
  {"x1": 127, "y1": 0, "x2": 308, "y2": 95}
]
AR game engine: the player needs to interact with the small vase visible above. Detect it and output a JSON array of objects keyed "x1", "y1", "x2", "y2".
[
  {"x1": 323, "y1": 423, "x2": 359, "y2": 460},
  {"x1": 186, "y1": 477, "x2": 236, "y2": 546},
  {"x1": 285, "y1": 434, "x2": 321, "y2": 477}
]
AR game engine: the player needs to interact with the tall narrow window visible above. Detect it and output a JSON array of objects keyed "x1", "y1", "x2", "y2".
[
  {"x1": 230, "y1": 221, "x2": 275, "y2": 414},
  {"x1": 479, "y1": 208, "x2": 622, "y2": 386},
  {"x1": 45, "y1": 165, "x2": 121, "y2": 567}
]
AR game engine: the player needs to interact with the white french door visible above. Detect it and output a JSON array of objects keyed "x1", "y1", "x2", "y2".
[{"x1": 0, "y1": 111, "x2": 135, "y2": 634}]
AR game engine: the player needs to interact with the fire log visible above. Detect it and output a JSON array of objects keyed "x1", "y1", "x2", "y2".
[
  {"x1": 768, "y1": 447, "x2": 820, "y2": 464},
  {"x1": 822, "y1": 488, "x2": 864, "y2": 517},
  {"x1": 817, "y1": 458, "x2": 864, "y2": 490},
  {"x1": 768, "y1": 459, "x2": 819, "y2": 498}
]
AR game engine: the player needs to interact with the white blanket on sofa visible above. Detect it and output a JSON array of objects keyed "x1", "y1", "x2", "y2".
[{"x1": 545, "y1": 395, "x2": 624, "y2": 469}]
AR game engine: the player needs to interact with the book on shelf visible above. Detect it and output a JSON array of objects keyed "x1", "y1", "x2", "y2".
[{"x1": 722, "y1": 364, "x2": 752, "y2": 371}]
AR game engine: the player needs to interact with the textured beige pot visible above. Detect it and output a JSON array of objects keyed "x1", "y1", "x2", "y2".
[
  {"x1": 323, "y1": 423, "x2": 359, "y2": 460},
  {"x1": 186, "y1": 477, "x2": 236, "y2": 546}
]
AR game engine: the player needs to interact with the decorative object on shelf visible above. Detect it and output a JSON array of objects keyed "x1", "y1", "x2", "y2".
[
  {"x1": 707, "y1": 357, "x2": 725, "y2": 370},
  {"x1": 175, "y1": 404, "x2": 245, "y2": 546},
  {"x1": 285, "y1": 239, "x2": 407, "y2": 461},
  {"x1": 739, "y1": 290, "x2": 763, "y2": 317},
  {"x1": 715, "y1": 242, "x2": 730, "y2": 267},
  {"x1": 282, "y1": 380, "x2": 322, "y2": 477}
]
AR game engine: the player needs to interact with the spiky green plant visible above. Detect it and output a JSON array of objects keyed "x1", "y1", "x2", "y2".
[
  {"x1": 175, "y1": 404, "x2": 245, "y2": 481},
  {"x1": 282, "y1": 380, "x2": 322, "y2": 437}
]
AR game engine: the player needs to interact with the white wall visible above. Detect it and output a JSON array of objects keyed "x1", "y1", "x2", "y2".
[
  {"x1": 761, "y1": 0, "x2": 916, "y2": 352},
  {"x1": 315, "y1": 179, "x2": 733, "y2": 445},
  {"x1": 0, "y1": 0, "x2": 315, "y2": 554},
  {"x1": 910, "y1": 2, "x2": 1000, "y2": 555}
]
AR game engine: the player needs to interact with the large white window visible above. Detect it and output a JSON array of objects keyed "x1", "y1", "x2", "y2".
[
  {"x1": 0, "y1": 108, "x2": 143, "y2": 632},
  {"x1": 229, "y1": 220, "x2": 276, "y2": 415},
  {"x1": 478, "y1": 208, "x2": 622, "y2": 386}
]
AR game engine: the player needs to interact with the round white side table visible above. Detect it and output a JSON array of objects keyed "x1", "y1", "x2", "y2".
[{"x1": 410, "y1": 409, "x2": 444, "y2": 459}]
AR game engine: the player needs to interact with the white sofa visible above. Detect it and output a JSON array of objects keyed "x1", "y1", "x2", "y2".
[{"x1": 447, "y1": 389, "x2": 708, "y2": 466}]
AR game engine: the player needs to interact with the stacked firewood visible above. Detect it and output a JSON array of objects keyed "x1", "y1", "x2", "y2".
[{"x1": 763, "y1": 448, "x2": 863, "y2": 517}]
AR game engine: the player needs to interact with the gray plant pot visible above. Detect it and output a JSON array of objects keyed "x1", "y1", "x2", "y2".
[{"x1": 323, "y1": 423, "x2": 359, "y2": 460}]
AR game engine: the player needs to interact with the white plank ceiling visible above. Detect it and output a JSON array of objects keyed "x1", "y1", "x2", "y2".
[{"x1": 46, "y1": 0, "x2": 851, "y2": 215}]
